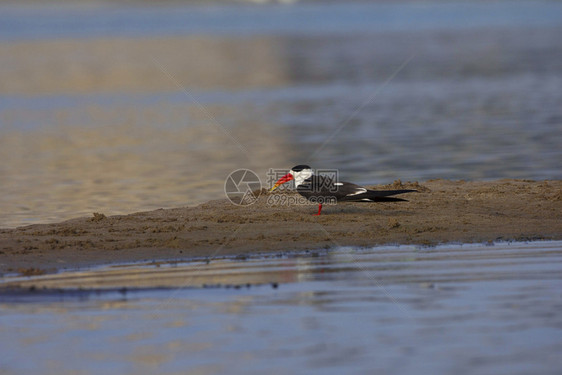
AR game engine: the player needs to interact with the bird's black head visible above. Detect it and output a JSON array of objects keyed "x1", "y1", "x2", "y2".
[{"x1": 291, "y1": 165, "x2": 311, "y2": 172}]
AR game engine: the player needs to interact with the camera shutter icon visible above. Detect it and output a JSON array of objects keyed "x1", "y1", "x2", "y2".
[{"x1": 224, "y1": 169, "x2": 262, "y2": 206}]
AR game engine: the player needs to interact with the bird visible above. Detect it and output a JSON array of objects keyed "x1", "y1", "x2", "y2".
[{"x1": 269, "y1": 165, "x2": 416, "y2": 215}]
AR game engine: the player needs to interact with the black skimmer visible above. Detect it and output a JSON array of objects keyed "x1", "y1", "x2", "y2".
[{"x1": 270, "y1": 165, "x2": 416, "y2": 215}]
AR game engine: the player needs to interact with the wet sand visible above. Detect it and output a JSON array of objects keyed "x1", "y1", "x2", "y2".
[{"x1": 1, "y1": 179, "x2": 560, "y2": 275}]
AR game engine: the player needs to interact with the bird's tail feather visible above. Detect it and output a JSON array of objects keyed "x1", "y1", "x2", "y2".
[
  {"x1": 366, "y1": 189, "x2": 417, "y2": 198},
  {"x1": 368, "y1": 196, "x2": 408, "y2": 202}
]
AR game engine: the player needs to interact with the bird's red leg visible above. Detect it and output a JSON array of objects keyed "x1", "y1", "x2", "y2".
[{"x1": 313, "y1": 204, "x2": 323, "y2": 216}]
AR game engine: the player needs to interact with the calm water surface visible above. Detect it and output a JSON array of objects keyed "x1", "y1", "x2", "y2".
[
  {"x1": 0, "y1": 0, "x2": 561, "y2": 227},
  {"x1": 1, "y1": 241, "x2": 562, "y2": 374}
]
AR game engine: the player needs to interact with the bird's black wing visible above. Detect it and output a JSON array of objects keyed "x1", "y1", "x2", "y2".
[
  {"x1": 297, "y1": 177, "x2": 393, "y2": 201},
  {"x1": 297, "y1": 176, "x2": 416, "y2": 202}
]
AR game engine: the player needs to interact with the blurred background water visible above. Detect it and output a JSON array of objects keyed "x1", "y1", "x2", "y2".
[{"x1": 1, "y1": 0, "x2": 561, "y2": 227}]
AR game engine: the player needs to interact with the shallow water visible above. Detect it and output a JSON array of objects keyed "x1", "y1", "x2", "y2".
[
  {"x1": 1, "y1": 241, "x2": 562, "y2": 374},
  {"x1": 1, "y1": 1, "x2": 562, "y2": 228}
]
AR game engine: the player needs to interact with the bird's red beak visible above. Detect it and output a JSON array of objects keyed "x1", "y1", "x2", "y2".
[{"x1": 270, "y1": 173, "x2": 294, "y2": 192}]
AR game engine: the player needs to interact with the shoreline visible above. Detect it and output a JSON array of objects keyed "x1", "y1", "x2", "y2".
[
  {"x1": 2, "y1": 240, "x2": 561, "y2": 293},
  {"x1": 1, "y1": 179, "x2": 561, "y2": 276}
]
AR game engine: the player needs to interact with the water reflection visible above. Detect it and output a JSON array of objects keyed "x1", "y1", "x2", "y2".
[{"x1": 1, "y1": 242, "x2": 561, "y2": 374}]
